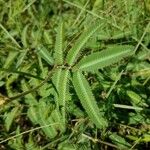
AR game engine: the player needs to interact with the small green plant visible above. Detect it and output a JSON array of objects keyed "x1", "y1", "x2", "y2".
[
  {"x1": 2, "y1": 20, "x2": 134, "y2": 130},
  {"x1": 0, "y1": 0, "x2": 149, "y2": 149}
]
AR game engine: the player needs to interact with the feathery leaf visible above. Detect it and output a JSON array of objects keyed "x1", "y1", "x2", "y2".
[
  {"x1": 72, "y1": 71, "x2": 108, "y2": 128},
  {"x1": 74, "y1": 45, "x2": 134, "y2": 71},
  {"x1": 54, "y1": 21, "x2": 64, "y2": 64},
  {"x1": 66, "y1": 21, "x2": 102, "y2": 65},
  {"x1": 59, "y1": 69, "x2": 70, "y2": 124},
  {"x1": 52, "y1": 68, "x2": 63, "y2": 108}
]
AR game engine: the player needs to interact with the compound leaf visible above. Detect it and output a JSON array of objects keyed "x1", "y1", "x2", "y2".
[
  {"x1": 66, "y1": 21, "x2": 102, "y2": 65},
  {"x1": 74, "y1": 45, "x2": 134, "y2": 71},
  {"x1": 54, "y1": 20, "x2": 64, "y2": 64},
  {"x1": 59, "y1": 69, "x2": 70, "y2": 124},
  {"x1": 72, "y1": 71, "x2": 108, "y2": 128}
]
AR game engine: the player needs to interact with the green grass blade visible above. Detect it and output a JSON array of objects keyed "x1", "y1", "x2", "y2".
[
  {"x1": 16, "y1": 50, "x2": 28, "y2": 68},
  {"x1": 0, "y1": 67, "x2": 44, "y2": 80},
  {"x1": 3, "y1": 51, "x2": 19, "y2": 69},
  {"x1": 72, "y1": 71, "x2": 108, "y2": 128},
  {"x1": 21, "y1": 24, "x2": 30, "y2": 47},
  {"x1": 66, "y1": 21, "x2": 102, "y2": 65},
  {"x1": 74, "y1": 45, "x2": 134, "y2": 71},
  {"x1": 113, "y1": 104, "x2": 143, "y2": 111},
  {"x1": 0, "y1": 24, "x2": 21, "y2": 48},
  {"x1": 54, "y1": 21, "x2": 64, "y2": 64}
]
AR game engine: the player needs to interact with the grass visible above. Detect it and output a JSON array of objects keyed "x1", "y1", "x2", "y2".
[{"x1": 0, "y1": 0, "x2": 150, "y2": 149}]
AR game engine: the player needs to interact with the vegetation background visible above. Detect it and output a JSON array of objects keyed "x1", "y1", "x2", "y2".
[{"x1": 0, "y1": 0, "x2": 150, "y2": 149}]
